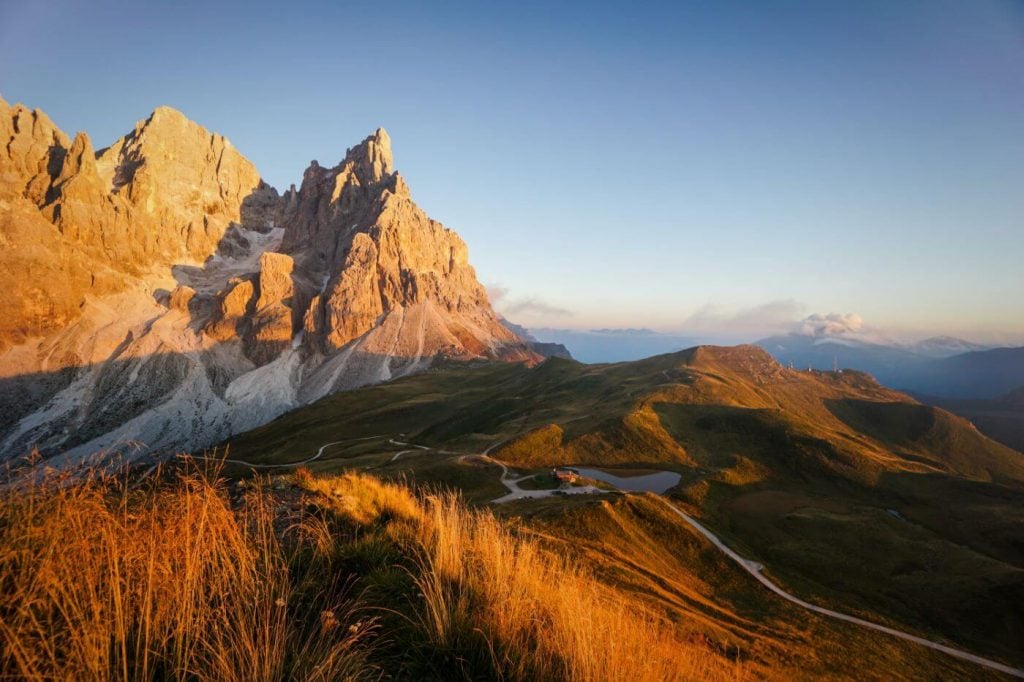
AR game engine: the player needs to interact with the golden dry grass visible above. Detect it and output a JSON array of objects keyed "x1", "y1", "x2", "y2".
[
  {"x1": 298, "y1": 470, "x2": 742, "y2": 681},
  {"x1": 295, "y1": 468, "x2": 422, "y2": 527},
  {"x1": 412, "y1": 492, "x2": 741, "y2": 681},
  {"x1": 1, "y1": 459, "x2": 741, "y2": 681},
  {"x1": 0, "y1": 460, "x2": 375, "y2": 682}
]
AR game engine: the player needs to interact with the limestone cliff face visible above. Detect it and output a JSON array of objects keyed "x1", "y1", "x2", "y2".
[
  {"x1": 0, "y1": 101, "x2": 536, "y2": 461},
  {"x1": 90, "y1": 106, "x2": 272, "y2": 265},
  {"x1": 0, "y1": 98, "x2": 270, "y2": 349},
  {"x1": 0, "y1": 102, "x2": 116, "y2": 348},
  {"x1": 0, "y1": 102, "x2": 70, "y2": 204},
  {"x1": 280, "y1": 129, "x2": 530, "y2": 364}
]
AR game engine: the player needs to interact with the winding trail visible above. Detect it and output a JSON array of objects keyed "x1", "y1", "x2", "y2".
[
  {"x1": 655, "y1": 497, "x2": 1024, "y2": 679},
  {"x1": 199, "y1": 431, "x2": 1024, "y2": 677},
  {"x1": 389, "y1": 439, "x2": 430, "y2": 451},
  {"x1": 189, "y1": 434, "x2": 386, "y2": 469}
]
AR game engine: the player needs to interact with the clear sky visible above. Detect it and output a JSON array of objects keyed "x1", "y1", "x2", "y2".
[{"x1": 2, "y1": 0, "x2": 1022, "y2": 344}]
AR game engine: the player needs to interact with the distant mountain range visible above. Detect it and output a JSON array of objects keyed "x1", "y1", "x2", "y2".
[
  {"x1": 497, "y1": 320, "x2": 572, "y2": 360},
  {"x1": 908, "y1": 335, "x2": 992, "y2": 358},
  {"x1": 756, "y1": 333, "x2": 1024, "y2": 399},
  {"x1": 921, "y1": 387, "x2": 1024, "y2": 453}
]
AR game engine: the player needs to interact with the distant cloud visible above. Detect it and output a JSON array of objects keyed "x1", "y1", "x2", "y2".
[
  {"x1": 487, "y1": 285, "x2": 509, "y2": 305},
  {"x1": 504, "y1": 299, "x2": 573, "y2": 317},
  {"x1": 794, "y1": 312, "x2": 899, "y2": 345},
  {"x1": 682, "y1": 299, "x2": 806, "y2": 339},
  {"x1": 487, "y1": 285, "x2": 572, "y2": 319},
  {"x1": 799, "y1": 312, "x2": 864, "y2": 338}
]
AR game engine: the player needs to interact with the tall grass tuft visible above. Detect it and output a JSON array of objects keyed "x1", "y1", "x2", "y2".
[
  {"x1": 292, "y1": 471, "x2": 741, "y2": 680},
  {"x1": 0, "y1": 458, "x2": 375, "y2": 682},
  {"x1": 410, "y1": 491, "x2": 741, "y2": 681}
]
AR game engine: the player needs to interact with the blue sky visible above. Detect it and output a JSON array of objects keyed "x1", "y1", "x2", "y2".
[{"x1": 2, "y1": 0, "x2": 1022, "y2": 343}]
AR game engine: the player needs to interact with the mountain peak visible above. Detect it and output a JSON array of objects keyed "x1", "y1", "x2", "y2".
[
  {"x1": 131, "y1": 106, "x2": 240, "y2": 152},
  {"x1": 342, "y1": 127, "x2": 393, "y2": 184},
  {"x1": 136, "y1": 105, "x2": 200, "y2": 137},
  {"x1": 0, "y1": 101, "x2": 535, "y2": 461},
  {"x1": 149, "y1": 104, "x2": 188, "y2": 121}
]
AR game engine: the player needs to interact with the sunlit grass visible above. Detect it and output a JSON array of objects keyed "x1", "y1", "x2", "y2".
[
  {"x1": 411, "y1": 491, "x2": 740, "y2": 681},
  {"x1": 0, "y1": 457, "x2": 375, "y2": 681},
  {"x1": 0, "y1": 458, "x2": 740, "y2": 681},
  {"x1": 296, "y1": 468, "x2": 742, "y2": 681}
]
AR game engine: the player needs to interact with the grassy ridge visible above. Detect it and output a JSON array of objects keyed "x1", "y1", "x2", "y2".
[
  {"x1": 0, "y1": 460, "x2": 739, "y2": 681},
  {"x1": 224, "y1": 345, "x2": 1024, "y2": 669}
]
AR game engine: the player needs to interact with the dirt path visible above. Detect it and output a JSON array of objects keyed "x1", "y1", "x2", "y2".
[
  {"x1": 188, "y1": 434, "x2": 387, "y2": 469},
  {"x1": 656, "y1": 497, "x2": 1024, "y2": 679},
  {"x1": 389, "y1": 449, "x2": 416, "y2": 462}
]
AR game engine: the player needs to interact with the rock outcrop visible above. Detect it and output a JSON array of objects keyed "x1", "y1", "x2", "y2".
[
  {"x1": 280, "y1": 130, "x2": 530, "y2": 365},
  {"x1": 0, "y1": 98, "x2": 272, "y2": 350},
  {"x1": 0, "y1": 99, "x2": 537, "y2": 461}
]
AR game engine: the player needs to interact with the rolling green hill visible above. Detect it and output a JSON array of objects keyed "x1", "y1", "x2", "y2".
[{"x1": 226, "y1": 345, "x2": 1024, "y2": 673}]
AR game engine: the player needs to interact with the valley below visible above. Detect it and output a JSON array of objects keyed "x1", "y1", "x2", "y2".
[
  {"x1": 220, "y1": 426, "x2": 1024, "y2": 677},
  {"x1": 221, "y1": 346, "x2": 1024, "y2": 679}
]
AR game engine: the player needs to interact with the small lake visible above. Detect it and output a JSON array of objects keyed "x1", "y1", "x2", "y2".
[{"x1": 570, "y1": 467, "x2": 682, "y2": 494}]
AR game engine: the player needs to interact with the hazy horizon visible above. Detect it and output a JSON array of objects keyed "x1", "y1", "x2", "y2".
[{"x1": 3, "y1": 0, "x2": 1022, "y2": 344}]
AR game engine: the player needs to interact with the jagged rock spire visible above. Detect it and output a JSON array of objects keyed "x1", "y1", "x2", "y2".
[
  {"x1": 343, "y1": 127, "x2": 393, "y2": 184},
  {"x1": 0, "y1": 104, "x2": 536, "y2": 462}
]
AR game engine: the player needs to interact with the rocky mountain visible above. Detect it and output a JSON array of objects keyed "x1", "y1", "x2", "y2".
[
  {"x1": 0, "y1": 98, "x2": 536, "y2": 461},
  {"x1": 0, "y1": 102, "x2": 271, "y2": 350}
]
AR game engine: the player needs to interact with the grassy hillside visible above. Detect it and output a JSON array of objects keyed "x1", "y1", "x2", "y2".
[
  {"x1": 225, "y1": 345, "x2": 1024, "y2": 672},
  {"x1": 0, "y1": 460, "x2": 741, "y2": 681},
  {"x1": 497, "y1": 493, "x2": 1000, "y2": 680},
  {"x1": 4, "y1": 458, "x2": 1002, "y2": 681},
  {"x1": 231, "y1": 345, "x2": 1023, "y2": 481},
  {"x1": 918, "y1": 387, "x2": 1024, "y2": 453}
]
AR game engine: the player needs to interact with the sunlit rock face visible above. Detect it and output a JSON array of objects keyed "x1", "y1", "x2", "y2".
[
  {"x1": 0, "y1": 100, "x2": 537, "y2": 461},
  {"x1": 0, "y1": 99, "x2": 272, "y2": 349}
]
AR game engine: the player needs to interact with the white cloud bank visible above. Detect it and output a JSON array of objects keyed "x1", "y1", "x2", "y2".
[{"x1": 798, "y1": 312, "x2": 864, "y2": 338}]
